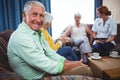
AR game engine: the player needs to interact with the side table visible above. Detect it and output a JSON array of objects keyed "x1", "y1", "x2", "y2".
[
  {"x1": 103, "y1": 69, "x2": 120, "y2": 80},
  {"x1": 89, "y1": 56, "x2": 120, "y2": 80}
]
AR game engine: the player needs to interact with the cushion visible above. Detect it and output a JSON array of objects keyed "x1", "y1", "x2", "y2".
[{"x1": 41, "y1": 75, "x2": 102, "y2": 80}]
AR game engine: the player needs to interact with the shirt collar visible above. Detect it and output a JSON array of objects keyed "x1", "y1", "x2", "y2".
[
  {"x1": 21, "y1": 21, "x2": 40, "y2": 35},
  {"x1": 38, "y1": 29, "x2": 42, "y2": 36}
]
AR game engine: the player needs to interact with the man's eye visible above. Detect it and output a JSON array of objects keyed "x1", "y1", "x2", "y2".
[
  {"x1": 32, "y1": 13, "x2": 37, "y2": 16},
  {"x1": 40, "y1": 14, "x2": 44, "y2": 18}
]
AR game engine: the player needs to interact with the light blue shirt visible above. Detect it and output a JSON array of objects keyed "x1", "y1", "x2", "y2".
[
  {"x1": 92, "y1": 17, "x2": 117, "y2": 45},
  {"x1": 7, "y1": 21, "x2": 65, "y2": 79}
]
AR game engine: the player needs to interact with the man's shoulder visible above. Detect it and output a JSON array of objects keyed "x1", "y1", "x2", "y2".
[{"x1": 10, "y1": 29, "x2": 33, "y2": 44}]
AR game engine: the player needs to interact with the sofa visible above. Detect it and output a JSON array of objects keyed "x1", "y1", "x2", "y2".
[{"x1": 0, "y1": 30, "x2": 103, "y2": 80}]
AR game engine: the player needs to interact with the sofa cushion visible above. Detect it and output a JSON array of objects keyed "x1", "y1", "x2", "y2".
[{"x1": 41, "y1": 75, "x2": 102, "y2": 80}]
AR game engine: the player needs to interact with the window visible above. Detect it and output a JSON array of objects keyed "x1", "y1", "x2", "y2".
[{"x1": 51, "y1": 0, "x2": 94, "y2": 40}]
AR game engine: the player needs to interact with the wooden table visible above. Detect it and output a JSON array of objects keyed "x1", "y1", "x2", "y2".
[
  {"x1": 89, "y1": 56, "x2": 120, "y2": 80},
  {"x1": 103, "y1": 69, "x2": 120, "y2": 80}
]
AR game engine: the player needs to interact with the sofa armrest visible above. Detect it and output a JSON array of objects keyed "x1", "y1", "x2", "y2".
[{"x1": 0, "y1": 67, "x2": 22, "y2": 80}]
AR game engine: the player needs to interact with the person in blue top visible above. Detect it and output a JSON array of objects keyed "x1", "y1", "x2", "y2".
[
  {"x1": 7, "y1": 1, "x2": 92, "y2": 80},
  {"x1": 92, "y1": 6, "x2": 117, "y2": 56}
]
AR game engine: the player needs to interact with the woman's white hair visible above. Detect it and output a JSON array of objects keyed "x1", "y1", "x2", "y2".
[
  {"x1": 74, "y1": 12, "x2": 82, "y2": 18},
  {"x1": 44, "y1": 12, "x2": 53, "y2": 24},
  {"x1": 23, "y1": 1, "x2": 45, "y2": 14}
]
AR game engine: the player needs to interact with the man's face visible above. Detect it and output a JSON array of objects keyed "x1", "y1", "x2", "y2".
[{"x1": 23, "y1": 5, "x2": 44, "y2": 31}]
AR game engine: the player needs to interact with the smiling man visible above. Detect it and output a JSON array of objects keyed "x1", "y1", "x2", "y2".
[{"x1": 7, "y1": 1, "x2": 91, "y2": 80}]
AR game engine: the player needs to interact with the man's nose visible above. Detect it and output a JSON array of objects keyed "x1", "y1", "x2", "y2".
[{"x1": 36, "y1": 16, "x2": 44, "y2": 22}]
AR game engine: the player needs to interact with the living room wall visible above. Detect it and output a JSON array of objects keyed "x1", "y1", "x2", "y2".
[{"x1": 103, "y1": 0, "x2": 120, "y2": 23}]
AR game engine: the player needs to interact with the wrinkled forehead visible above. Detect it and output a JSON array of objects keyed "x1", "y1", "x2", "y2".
[{"x1": 30, "y1": 5, "x2": 44, "y2": 12}]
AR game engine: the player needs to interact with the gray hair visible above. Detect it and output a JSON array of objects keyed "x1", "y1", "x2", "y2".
[
  {"x1": 74, "y1": 12, "x2": 82, "y2": 18},
  {"x1": 23, "y1": 1, "x2": 45, "y2": 14},
  {"x1": 44, "y1": 12, "x2": 53, "y2": 24}
]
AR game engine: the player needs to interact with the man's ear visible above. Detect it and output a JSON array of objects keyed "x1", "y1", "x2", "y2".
[
  {"x1": 22, "y1": 12, "x2": 26, "y2": 17},
  {"x1": 22, "y1": 12, "x2": 27, "y2": 21}
]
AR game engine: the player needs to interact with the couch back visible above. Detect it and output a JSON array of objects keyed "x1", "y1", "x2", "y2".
[
  {"x1": 115, "y1": 24, "x2": 120, "y2": 44},
  {"x1": 0, "y1": 30, "x2": 14, "y2": 71}
]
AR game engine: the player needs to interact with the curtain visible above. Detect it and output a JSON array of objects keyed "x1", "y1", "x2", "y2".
[
  {"x1": 0, "y1": 0, "x2": 51, "y2": 35},
  {"x1": 94, "y1": 0, "x2": 103, "y2": 19}
]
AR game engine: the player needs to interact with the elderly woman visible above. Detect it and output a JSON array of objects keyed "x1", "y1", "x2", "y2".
[
  {"x1": 62, "y1": 12, "x2": 93, "y2": 63},
  {"x1": 41, "y1": 12, "x2": 79, "y2": 61},
  {"x1": 92, "y1": 6, "x2": 117, "y2": 56}
]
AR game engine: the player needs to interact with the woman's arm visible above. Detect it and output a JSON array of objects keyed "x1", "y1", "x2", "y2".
[
  {"x1": 61, "y1": 26, "x2": 71, "y2": 37},
  {"x1": 105, "y1": 35, "x2": 115, "y2": 42},
  {"x1": 86, "y1": 25, "x2": 93, "y2": 44},
  {"x1": 92, "y1": 31, "x2": 104, "y2": 44}
]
